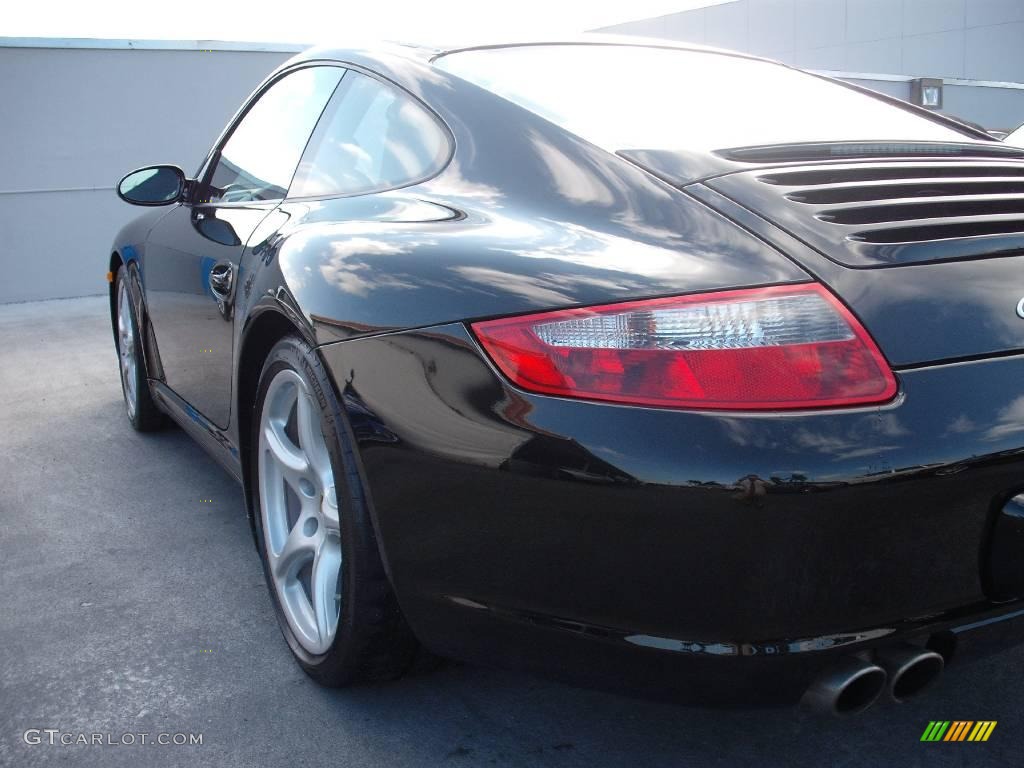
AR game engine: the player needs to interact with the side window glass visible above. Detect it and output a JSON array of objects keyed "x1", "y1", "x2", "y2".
[
  {"x1": 203, "y1": 66, "x2": 343, "y2": 204},
  {"x1": 289, "y1": 71, "x2": 449, "y2": 198}
]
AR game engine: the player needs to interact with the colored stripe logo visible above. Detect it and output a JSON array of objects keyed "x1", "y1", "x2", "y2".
[{"x1": 921, "y1": 721, "x2": 997, "y2": 742}]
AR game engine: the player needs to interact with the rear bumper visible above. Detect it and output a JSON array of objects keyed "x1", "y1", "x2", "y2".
[
  {"x1": 318, "y1": 323, "x2": 1024, "y2": 705},
  {"x1": 397, "y1": 592, "x2": 1024, "y2": 707}
]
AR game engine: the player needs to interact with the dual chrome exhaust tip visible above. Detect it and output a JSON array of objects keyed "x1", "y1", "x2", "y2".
[
  {"x1": 804, "y1": 643, "x2": 945, "y2": 716},
  {"x1": 875, "y1": 644, "x2": 945, "y2": 703}
]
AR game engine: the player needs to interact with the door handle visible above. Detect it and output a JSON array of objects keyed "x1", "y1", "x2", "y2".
[
  {"x1": 208, "y1": 261, "x2": 236, "y2": 321},
  {"x1": 209, "y1": 262, "x2": 235, "y2": 300}
]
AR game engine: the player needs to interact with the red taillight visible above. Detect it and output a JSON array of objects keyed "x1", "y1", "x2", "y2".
[{"x1": 470, "y1": 284, "x2": 897, "y2": 411}]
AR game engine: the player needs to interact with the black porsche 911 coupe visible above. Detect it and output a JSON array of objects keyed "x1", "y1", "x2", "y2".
[{"x1": 111, "y1": 38, "x2": 1024, "y2": 715}]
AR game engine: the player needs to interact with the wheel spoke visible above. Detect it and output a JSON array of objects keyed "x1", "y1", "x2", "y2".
[
  {"x1": 263, "y1": 422, "x2": 309, "y2": 476},
  {"x1": 118, "y1": 292, "x2": 128, "y2": 333},
  {"x1": 273, "y1": 513, "x2": 319, "y2": 580},
  {"x1": 296, "y1": 391, "x2": 332, "y2": 484},
  {"x1": 321, "y1": 485, "x2": 340, "y2": 534},
  {"x1": 310, "y1": 538, "x2": 342, "y2": 644},
  {"x1": 117, "y1": 283, "x2": 137, "y2": 418}
]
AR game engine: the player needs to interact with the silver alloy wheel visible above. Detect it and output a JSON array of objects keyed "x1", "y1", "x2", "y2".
[
  {"x1": 117, "y1": 279, "x2": 137, "y2": 420},
  {"x1": 258, "y1": 368, "x2": 342, "y2": 655}
]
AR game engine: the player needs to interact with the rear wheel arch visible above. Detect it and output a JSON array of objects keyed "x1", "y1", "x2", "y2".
[
  {"x1": 250, "y1": 333, "x2": 419, "y2": 683},
  {"x1": 235, "y1": 310, "x2": 405, "y2": 623},
  {"x1": 236, "y1": 308, "x2": 308, "y2": 529}
]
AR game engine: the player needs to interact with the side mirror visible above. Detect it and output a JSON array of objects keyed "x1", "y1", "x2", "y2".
[{"x1": 117, "y1": 165, "x2": 186, "y2": 206}]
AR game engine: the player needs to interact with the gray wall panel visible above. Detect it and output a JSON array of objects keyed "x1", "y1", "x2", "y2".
[
  {"x1": 662, "y1": 9, "x2": 707, "y2": 41},
  {"x1": 748, "y1": 0, "x2": 795, "y2": 55},
  {"x1": 902, "y1": 29, "x2": 966, "y2": 78},
  {"x1": 845, "y1": 38, "x2": 903, "y2": 73},
  {"x1": 795, "y1": 0, "x2": 846, "y2": 49},
  {"x1": 1, "y1": 45, "x2": 290, "y2": 303},
  {"x1": 603, "y1": 17, "x2": 669, "y2": 37},
  {"x1": 843, "y1": 77, "x2": 910, "y2": 100},
  {"x1": 902, "y1": 0, "x2": 965, "y2": 36},
  {"x1": 795, "y1": 43, "x2": 846, "y2": 70},
  {"x1": 966, "y1": 0, "x2": 1024, "y2": 28},
  {"x1": 846, "y1": 0, "x2": 903, "y2": 43},
  {"x1": 965, "y1": 22, "x2": 1024, "y2": 81},
  {"x1": 1, "y1": 190, "x2": 130, "y2": 303},
  {"x1": 704, "y1": 1, "x2": 750, "y2": 50}
]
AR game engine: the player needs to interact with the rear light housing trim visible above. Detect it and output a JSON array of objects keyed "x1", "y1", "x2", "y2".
[{"x1": 470, "y1": 284, "x2": 898, "y2": 411}]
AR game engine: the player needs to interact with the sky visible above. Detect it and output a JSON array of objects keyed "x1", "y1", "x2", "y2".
[{"x1": 4, "y1": 0, "x2": 728, "y2": 45}]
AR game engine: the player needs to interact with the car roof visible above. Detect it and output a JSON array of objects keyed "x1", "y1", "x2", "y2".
[
  {"x1": 298, "y1": 34, "x2": 773, "y2": 68},
  {"x1": 431, "y1": 34, "x2": 766, "y2": 61}
]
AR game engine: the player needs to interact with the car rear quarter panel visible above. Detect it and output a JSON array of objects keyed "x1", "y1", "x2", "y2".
[{"x1": 318, "y1": 323, "x2": 1024, "y2": 681}]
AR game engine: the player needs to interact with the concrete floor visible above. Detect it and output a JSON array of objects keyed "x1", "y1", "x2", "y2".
[{"x1": 1, "y1": 295, "x2": 1021, "y2": 767}]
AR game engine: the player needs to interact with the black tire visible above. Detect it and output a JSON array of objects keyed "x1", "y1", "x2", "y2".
[
  {"x1": 115, "y1": 266, "x2": 164, "y2": 431},
  {"x1": 251, "y1": 334, "x2": 417, "y2": 686}
]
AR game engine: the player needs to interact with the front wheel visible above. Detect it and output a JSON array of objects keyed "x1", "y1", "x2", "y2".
[
  {"x1": 115, "y1": 267, "x2": 163, "y2": 431},
  {"x1": 252, "y1": 335, "x2": 417, "y2": 685}
]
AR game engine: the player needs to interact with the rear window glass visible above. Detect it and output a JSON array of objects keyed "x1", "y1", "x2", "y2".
[{"x1": 434, "y1": 44, "x2": 975, "y2": 152}]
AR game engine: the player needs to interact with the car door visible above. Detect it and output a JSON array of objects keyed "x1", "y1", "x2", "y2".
[{"x1": 142, "y1": 64, "x2": 345, "y2": 428}]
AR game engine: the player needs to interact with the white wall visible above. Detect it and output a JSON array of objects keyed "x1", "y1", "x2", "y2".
[{"x1": 0, "y1": 40, "x2": 296, "y2": 303}]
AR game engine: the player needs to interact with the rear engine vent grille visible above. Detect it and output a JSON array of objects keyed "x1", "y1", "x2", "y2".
[
  {"x1": 821, "y1": 198, "x2": 1024, "y2": 225},
  {"x1": 786, "y1": 180, "x2": 1024, "y2": 204},
  {"x1": 761, "y1": 164, "x2": 1024, "y2": 187},
  {"x1": 850, "y1": 218, "x2": 1024, "y2": 244},
  {"x1": 722, "y1": 142, "x2": 1024, "y2": 165},
  {"x1": 754, "y1": 161, "x2": 1024, "y2": 261}
]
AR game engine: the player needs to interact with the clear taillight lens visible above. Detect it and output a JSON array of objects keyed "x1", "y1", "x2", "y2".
[{"x1": 470, "y1": 284, "x2": 897, "y2": 410}]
